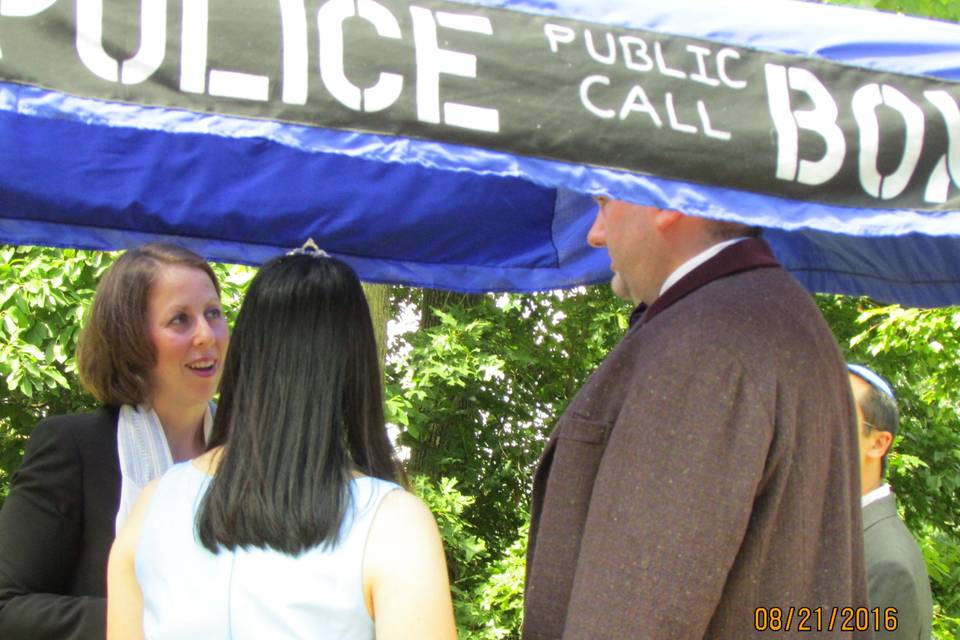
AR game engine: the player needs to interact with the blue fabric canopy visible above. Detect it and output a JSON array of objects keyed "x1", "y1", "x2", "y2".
[{"x1": 0, "y1": 0, "x2": 958, "y2": 306}]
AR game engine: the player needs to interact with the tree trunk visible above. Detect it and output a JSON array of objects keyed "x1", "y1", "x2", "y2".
[
  {"x1": 361, "y1": 283, "x2": 391, "y2": 391},
  {"x1": 361, "y1": 283, "x2": 390, "y2": 365}
]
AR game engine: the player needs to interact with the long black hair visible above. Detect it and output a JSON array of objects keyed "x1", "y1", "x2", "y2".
[{"x1": 197, "y1": 253, "x2": 401, "y2": 554}]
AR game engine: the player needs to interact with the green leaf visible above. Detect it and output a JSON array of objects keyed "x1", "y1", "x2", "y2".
[{"x1": 45, "y1": 368, "x2": 69, "y2": 388}]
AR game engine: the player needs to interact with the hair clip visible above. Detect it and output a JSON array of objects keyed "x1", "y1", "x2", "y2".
[{"x1": 287, "y1": 238, "x2": 330, "y2": 258}]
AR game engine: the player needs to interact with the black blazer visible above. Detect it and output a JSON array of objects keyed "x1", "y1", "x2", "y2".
[{"x1": 0, "y1": 407, "x2": 121, "y2": 640}]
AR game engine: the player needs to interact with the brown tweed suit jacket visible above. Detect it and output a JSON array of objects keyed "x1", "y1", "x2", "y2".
[{"x1": 523, "y1": 239, "x2": 870, "y2": 639}]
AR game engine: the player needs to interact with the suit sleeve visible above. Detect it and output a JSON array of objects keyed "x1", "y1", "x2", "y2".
[
  {"x1": 562, "y1": 353, "x2": 772, "y2": 639},
  {"x1": 0, "y1": 419, "x2": 107, "y2": 640}
]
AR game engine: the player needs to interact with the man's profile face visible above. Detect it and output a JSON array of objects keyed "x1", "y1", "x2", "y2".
[{"x1": 587, "y1": 197, "x2": 660, "y2": 305}]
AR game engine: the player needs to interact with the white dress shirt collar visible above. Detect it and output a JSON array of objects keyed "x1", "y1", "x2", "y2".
[
  {"x1": 861, "y1": 483, "x2": 891, "y2": 509},
  {"x1": 659, "y1": 237, "x2": 747, "y2": 297}
]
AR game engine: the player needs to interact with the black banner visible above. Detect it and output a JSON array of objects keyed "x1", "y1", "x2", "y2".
[{"x1": 1, "y1": 0, "x2": 958, "y2": 210}]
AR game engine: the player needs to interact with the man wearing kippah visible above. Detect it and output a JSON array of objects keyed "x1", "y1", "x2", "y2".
[{"x1": 848, "y1": 364, "x2": 933, "y2": 640}]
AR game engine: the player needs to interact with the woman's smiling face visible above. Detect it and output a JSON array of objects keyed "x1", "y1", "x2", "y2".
[{"x1": 145, "y1": 264, "x2": 228, "y2": 413}]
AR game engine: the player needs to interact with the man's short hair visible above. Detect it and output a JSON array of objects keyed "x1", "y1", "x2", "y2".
[
  {"x1": 705, "y1": 219, "x2": 762, "y2": 241},
  {"x1": 848, "y1": 364, "x2": 899, "y2": 476}
]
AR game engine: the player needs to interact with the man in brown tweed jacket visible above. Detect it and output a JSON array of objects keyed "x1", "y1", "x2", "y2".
[{"x1": 522, "y1": 199, "x2": 870, "y2": 639}]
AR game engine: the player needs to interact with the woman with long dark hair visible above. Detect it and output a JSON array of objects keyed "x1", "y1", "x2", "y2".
[{"x1": 107, "y1": 249, "x2": 456, "y2": 639}]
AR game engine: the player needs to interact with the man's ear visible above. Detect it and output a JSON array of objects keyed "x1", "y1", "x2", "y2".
[
  {"x1": 866, "y1": 430, "x2": 894, "y2": 460},
  {"x1": 652, "y1": 208, "x2": 682, "y2": 231}
]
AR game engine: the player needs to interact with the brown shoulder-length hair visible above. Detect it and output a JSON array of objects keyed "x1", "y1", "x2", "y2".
[{"x1": 77, "y1": 243, "x2": 220, "y2": 406}]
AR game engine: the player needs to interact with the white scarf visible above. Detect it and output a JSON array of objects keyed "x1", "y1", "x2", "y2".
[{"x1": 116, "y1": 402, "x2": 214, "y2": 533}]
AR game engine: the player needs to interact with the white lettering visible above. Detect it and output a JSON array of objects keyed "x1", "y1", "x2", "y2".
[
  {"x1": 619, "y1": 36, "x2": 652, "y2": 72},
  {"x1": 410, "y1": 6, "x2": 499, "y2": 132},
  {"x1": 926, "y1": 157, "x2": 953, "y2": 204},
  {"x1": 179, "y1": 0, "x2": 207, "y2": 93},
  {"x1": 584, "y1": 29, "x2": 615, "y2": 65},
  {"x1": 852, "y1": 83, "x2": 924, "y2": 200},
  {"x1": 618, "y1": 84, "x2": 661, "y2": 126},
  {"x1": 181, "y1": 0, "x2": 279, "y2": 100},
  {"x1": 318, "y1": 0, "x2": 361, "y2": 110},
  {"x1": 765, "y1": 64, "x2": 798, "y2": 180},
  {"x1": 76, "y1": 0, "x2": 165, "y2": 84},
  {"x1": 317, "y1": 0, "x2": 403, "y2": 112},
  {"x1": 923, "y1": 90, "x2": 960, "y2": 202},
  {"x1": 318, "y1": 0, "x2": 402, "y2": 112},
  {"x1": 764, "y1": 64, "x2": 845, "y2": 186},
  {"x1": 358, "y1": 0, "x2": 403, "y2": 111},
  {"x1": 579, "y1": 74, "x2": 615, "y2": 119},
  {"x1": 543, "y1": 22, "x2": 575, "y2": 54},
  {"x1": 665, "y1": 92, "x2": 696, "y2": 133},
  {"x1": 0, "y1": 0, "x2": 58, "y2": 57},
  {"x1": 279, "y1": 0, "x2": 307, "y2": 105},
  {"x1": 208, "y1": 70, "x2": 269, "y2": 100},
  {"x1": 698, "y1": 100, "x2": 730, "y2": 140},
  {"x1": 0, "y1": 0, "x2": 55, "y2": 16},
  {"x1": 687, "y1": 45, "x2": 720, "y2": 87},
  {"x1": 653, "y1": 41, "x2": 685, "y2": 80},
  {"x1": 717, "y1": 49, "x2": 747, "y2": 90},
  {"x1": 789, "y1": 67, "x2": 846, "y2": 185}
]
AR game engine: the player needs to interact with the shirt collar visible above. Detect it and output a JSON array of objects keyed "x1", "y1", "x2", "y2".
[
  {"x1": 659, "y1": 237, "x2": 747, "y2": 297},
  {"x1": 861, "y1": 483, "x2": 891, "y2": 508},
  {"x1": 628, "y1": 237, "x2": 780, "y2": 328}
]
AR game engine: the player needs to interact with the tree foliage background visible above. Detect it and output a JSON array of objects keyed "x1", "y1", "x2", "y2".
[
  {"x1": 1, "y1": 2, "x2": 959, "y2": 637},
  {"x1": 2, "y1": 243, "x2": 958, "y2": 638}
]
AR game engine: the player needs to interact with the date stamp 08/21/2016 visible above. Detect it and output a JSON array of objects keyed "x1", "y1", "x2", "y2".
[{"x1": 755, "y1": 607, "x2": 898, "y2": 633}]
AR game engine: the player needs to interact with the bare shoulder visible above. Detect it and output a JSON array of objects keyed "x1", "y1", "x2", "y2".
[
  {"x1": 365, "y1": 487, "x2": 445, "y2": 564},
  {"x1": 362, "y1": 486, "x2": 456, "y2": 639},
  {"x1": 369, "y1": 489, "x2": 440, "y2": 546},
  {"x1": 378, "y1": 488, "x2": 435, "y2": 523}
]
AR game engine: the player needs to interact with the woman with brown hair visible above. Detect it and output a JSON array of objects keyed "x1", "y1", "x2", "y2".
[{"x1": 0, "y1": 243, "x2": 228, "y2": 640}]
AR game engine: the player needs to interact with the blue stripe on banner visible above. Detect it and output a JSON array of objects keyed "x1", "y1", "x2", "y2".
[
  {"x1": 3, "y1": 81, "x2": 960, "y2": 305},
  {"x1": 769, "y1": 229, "x2": 960, "y2": 308},
  {"x1": 0, "y1": 91, "x2": 611, "y2": 292},
  {"x1": 5, "y1": 81, "x2": 958, "y2": 238},
  {"x1": 2, "y1": 0, "x2": 960, "y2": 305},
  {"x1": 0, "y1": 215, "x2": 614, "y2": 294}
]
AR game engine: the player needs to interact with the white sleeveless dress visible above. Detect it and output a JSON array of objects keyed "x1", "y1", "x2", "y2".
[{"x1": 135, "y1": 461, "x2": 400, "y2": 640}]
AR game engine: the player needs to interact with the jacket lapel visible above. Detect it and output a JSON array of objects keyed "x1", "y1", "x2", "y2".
[{"x1": 635, "y1": 237, "x2": 780, "y2": 326}]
